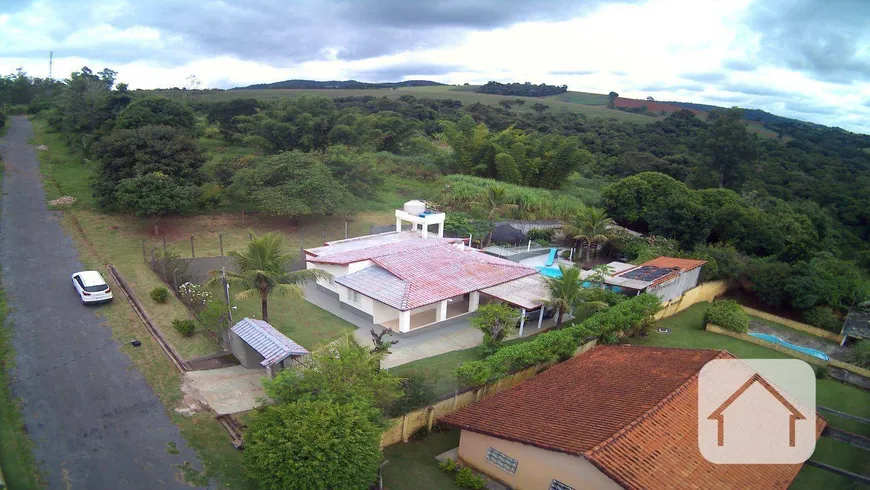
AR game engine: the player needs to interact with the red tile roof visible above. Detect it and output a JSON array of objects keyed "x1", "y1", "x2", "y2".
[
  {"x1": 586, "y1": 376, "x2": 825, "y2": 490},
  {"x1": 337, "y1": 245, "x2": 537, "y2": 310},
  {"x1": 641, "y1": 256, "x2": 707, "y2": 272},
  {"x1": 440, "y1": 346, "x2": 821, "y2": 490}
]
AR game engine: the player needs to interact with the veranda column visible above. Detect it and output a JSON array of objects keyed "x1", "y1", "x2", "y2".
[
  {"x1": 537, "y1": 307, "x2": 544, "y2": 329},
  {"x1": 399, "y1": 310, "x2": 411, "y2": 333},
  {"x1": 437, "y1": 300, "x2": 448, "y2": 322},
  {"x1": 519, "y1": 309, "x2": 526, "y2": 336},
  {"x1": 469, "y1": 292, "x2": 480, "y2": 312}
]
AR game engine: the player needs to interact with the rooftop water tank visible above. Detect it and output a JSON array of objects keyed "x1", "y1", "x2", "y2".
[{"x1": 403, "y1": 200, "x2": 426, "y2": 215}]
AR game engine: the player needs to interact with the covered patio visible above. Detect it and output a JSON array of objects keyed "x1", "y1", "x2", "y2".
[
  {"x1": 481, "y1": 274, "x2": 571, "y2": 335},
  {"x1": 381, "y1": 295, "x2": 493, "y2": 331}
]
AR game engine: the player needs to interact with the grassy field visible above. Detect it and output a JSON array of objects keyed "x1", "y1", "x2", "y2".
[
  {"x1": 145, "y1": 86, "x2": 659, "y2": 124},
  {"x1": 634, "y1": 303, "x2": 870, "y2": 489},
  {"x1": 383, "y1": 429, "x2": 460, "y2": 490}
]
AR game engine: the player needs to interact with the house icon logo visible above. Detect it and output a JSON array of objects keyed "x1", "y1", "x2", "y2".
[{"x1": 698, "y1": 359, "x2": 817, "y2": 464}]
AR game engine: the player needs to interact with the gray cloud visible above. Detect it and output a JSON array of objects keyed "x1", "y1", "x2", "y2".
[
  {"x1": 723, "y1": 59, "x2": 756, "y2": 72},
  {"x1": 783, "y1": 100, "x2": 839, "y2": 115},
  {"x1": 719, "y1": 83, "x2": 786, "y2": 98},
  {"x1": 743, "y1": 0, "x2": 870, "y2": 83},
  {"x1": 638, "y1": 82, "x2": 705, "y2": 92},
  {"x1": 350, "y1": 62, "x2": 466, "y2": 82},
  {"x1": 680, "y1": 72, "x2": 727, "y2": 83},
  {"x1": 4, "y1": 0, "x2": 633, "y2": 65}
]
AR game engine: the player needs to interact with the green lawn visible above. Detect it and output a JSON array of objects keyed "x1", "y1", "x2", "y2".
[
  {"x1": 635, "y1": 303, "x2": 870, "y2": 489},
  {"x1": 389, "y1": 336, "x2": 537, "y2": 400},
  {"x1": 383, "y1": 430, "x2": 460, "y2": 490}
]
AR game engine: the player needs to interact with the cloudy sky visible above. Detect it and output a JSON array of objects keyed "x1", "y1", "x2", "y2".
[{"x1": 2, "y1": 0, "x2": 869, "y2": 132}]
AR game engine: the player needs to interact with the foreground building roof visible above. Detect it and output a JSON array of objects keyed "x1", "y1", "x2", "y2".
[
  {"x1": 441, "y1": 345, "x2": 822, "y2": 490},
  {"x1": 230, "y1": 318, "x2": 309, "y2": 367},
  {"x1": 336, "y1": 244, "x2": 537, "y2": 310}
]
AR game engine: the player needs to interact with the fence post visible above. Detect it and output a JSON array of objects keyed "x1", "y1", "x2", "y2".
[
  {"x1": 163, "y1": 235, "x2": 167, "y2": 257},
  {"x1": 249, "y1": 232, "x2": 253, "y2": 241},
  {"x1": 172, "y1": 268, "x2": 179, "y2": 292},
  {"x1": 300, "y1": 228, "x2": 304, "y2": 248},
  {"x1": 345, "y1": 221, "x2": 348, "y2": 239},
  {"x1": 219, "y1": 233, "x2": 223, "y2": 257},
  {"x1": 151, "y1": 248, "x2": 156, "y2": 264},
  {"x1": 222, "y1": 267, "x2": 233, "y2": 325},
  {"x1": 141, "y1": 240, "x2": 147, "y2": 263},
  {"x1": 190, "y1": 235, "x2": 195, "y2": 258}
]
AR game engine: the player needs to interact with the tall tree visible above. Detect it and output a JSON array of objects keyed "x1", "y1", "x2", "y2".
[
  {"x1": 214, "y1": 232, "x2": 324, "y2": 322},
  {"x1": 705, "y1": 108, "x2": 758, "y2": 189},
  {"x1": 565, "y1": 206, "x2": 615, "y2": 263},
  {"x1": 115, "y1": 97, "x2": 196, "y2": 130},
  {"x1": 114, "y1": 172, "x2": 195, "y2": 235}
]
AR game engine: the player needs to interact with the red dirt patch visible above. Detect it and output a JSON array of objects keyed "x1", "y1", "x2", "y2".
[{"x1": 614, "y1": 97, "x2": 703, "y2": 115}]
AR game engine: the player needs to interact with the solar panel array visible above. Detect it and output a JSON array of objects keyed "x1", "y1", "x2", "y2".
[{"x1": 619, "y1": 265, "x2": 674, "y2": 282}]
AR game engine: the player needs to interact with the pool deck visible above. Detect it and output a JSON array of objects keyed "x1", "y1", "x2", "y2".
[{"x1": 748, "y1": 319, "x2": 852, "y2": 362}]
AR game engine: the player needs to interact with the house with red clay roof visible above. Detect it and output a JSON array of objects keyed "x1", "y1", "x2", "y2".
[
  {"x1": 603, "y1": 256, "x2": 706, "y2": 301},
  {"x1": 440, "y1": 345, "x2": 824, "y2": 490},
  {"x1": 305, "y1": 202, "x2": 544, "y2": 335}
]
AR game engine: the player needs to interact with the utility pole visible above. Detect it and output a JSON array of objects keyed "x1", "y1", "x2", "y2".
[{"x1": 49, "y1": 51, "x2": 53, "y2": 80}]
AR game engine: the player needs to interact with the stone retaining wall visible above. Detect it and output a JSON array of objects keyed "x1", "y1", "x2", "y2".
[{"x1": 741, "y1": 306, "x2": 844, "y2": 343}]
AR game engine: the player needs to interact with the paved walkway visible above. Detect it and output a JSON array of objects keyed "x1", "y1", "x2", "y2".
[
  {"x1": 305, "y1": 284, "x2": 562, "y2": 369},
  {"x1": 0, "y1": 116, "x2": 203, "y2": 489},
  {"x1": 182, "y1": 366, "x2": 267, "y2": 415}
]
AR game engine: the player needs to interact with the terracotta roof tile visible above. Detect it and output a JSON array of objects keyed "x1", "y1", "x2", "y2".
[
  {"x1": 441, "y1": 345, "x2": 823, "y2": 490},
  {"x1": 306, "y1": 233, "x2": 458, "y2": 265},
  {"x1": 440, "y1": 346, "x2": 725, "y2": 454},
  {"x1": 641, "y1": 256, "x2": 707, "y2": 272}
]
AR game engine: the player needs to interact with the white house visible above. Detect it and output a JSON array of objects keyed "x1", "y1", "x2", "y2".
[{"x1": 305, "y1": 201, "x2": 544, "y2": 335}]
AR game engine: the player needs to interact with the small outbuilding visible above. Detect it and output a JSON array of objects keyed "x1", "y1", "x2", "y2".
[
  {"x1": 840, "y1": 304, "x2": 870, "y2": 347},
  {"x1": 229, "y1": 318, "x2": 309, "y2": 377}
]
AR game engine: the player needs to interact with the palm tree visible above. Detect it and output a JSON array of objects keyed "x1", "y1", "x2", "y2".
[
  {"x1": 480, "y1": 184, "x2": 518, "y2": 220},
  {"x1": 564, "y1": 206, "x2": 615, "y2": 264},
  {"x1": 210, "y1": 231, "x2": 326, "y2": 323},
  {"x1": 539, "y1": 266, "x2": 608, "y2": 326}
]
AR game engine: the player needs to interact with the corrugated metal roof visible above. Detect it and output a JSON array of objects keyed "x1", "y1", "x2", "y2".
[
  {"x1": 230, "y1": 318, "x2": 309, "y2": 367},
  {"x1": 336, "y1": 244, "x2": 538, "y2": 310}
]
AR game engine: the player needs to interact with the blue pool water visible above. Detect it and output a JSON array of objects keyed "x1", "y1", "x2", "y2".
[
  {"x1": 748, "y1": 332, "x2": 830, "y2": 361},
  {"x1": 536, "y1": 267, "x2": 623, "y2": 293}
]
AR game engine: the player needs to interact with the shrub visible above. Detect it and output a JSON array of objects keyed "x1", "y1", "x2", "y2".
[
  {"x1": 177, "y1": 282, "x2": 213, "y2": 313},
  {"x1": 803, "y1": 307, "x2": 842, "y2": 333},
  {"x1": 203, "y1": 126, "x2": 221, "y2": 139},
  {"x1": 454, "y1": 467, "x2": 486, "y2": 490},
  {"x1": 172, "y1": 319, "x2": 196, "y2": 337},
  {"x1": 527, "y1": 228, "x2": 555, "y2": 242},
  {"x1": 243, "y1": 400, "x2": 383, "y2": 490},
  {"x1": 438, "y1": 457, "x2": 457, "y2": 473},
  {"x1": 150, "y1": 286, "x2": 170, "y2": 303},
  {"x1": 814, "y1": 366, "x2": 829, "y2": 379},
  {"x1": 455, "y1": 294, "x2": 661, "y2": 386},
  {"x1": 704, "y1": 300, "x2": 749, "y2": 333},
  {"x1": 388, "y1": 369, "x2": 437, "y2": 417},
  {"x1": 852, "y1": 341, "x2": 870, "y2": 369}
]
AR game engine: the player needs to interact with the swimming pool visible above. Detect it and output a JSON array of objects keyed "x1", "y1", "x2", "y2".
[
  {"x1": 536, "y1": 267, "x2": 623, "y2": 293},
  {"x1": 748, "y1": 332, "x2": 830, "y2": 361}
]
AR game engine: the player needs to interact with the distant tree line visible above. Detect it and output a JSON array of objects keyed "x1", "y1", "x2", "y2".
[
  {"x1": 477, "y1": 81, "x2": 568, "y2": 97},
  {"x1": 235, "y1": 79, "x2": 445, "y2": 90}
]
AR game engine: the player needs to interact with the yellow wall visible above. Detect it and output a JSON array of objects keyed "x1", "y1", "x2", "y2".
[
  {"x1": 654, "y1": 280, "x2": 730, "y2": 320},
  {"x1": 740, "y1": 306, "x2": 844, "y2": 343},
  {"x1": 457, "y1": 431, "x2": 622, "y2": 490}
]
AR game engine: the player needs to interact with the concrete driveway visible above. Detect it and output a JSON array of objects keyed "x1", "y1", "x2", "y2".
[{"x1": 0, "y1": 116, "x2": 203, "y2": 489}]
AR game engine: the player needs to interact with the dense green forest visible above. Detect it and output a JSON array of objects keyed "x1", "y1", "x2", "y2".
[
  {"x1": 477, "y1": 81, "x2": 568, "y2": 97},
  {"x1": 2, "y1": 67, "x2": 868, "y2": 328}
]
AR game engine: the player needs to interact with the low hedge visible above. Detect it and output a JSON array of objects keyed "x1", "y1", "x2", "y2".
[
  {"x1": 803, "y1": 306, "x2": 841, "y2": 333},
  {"x1": 704, "y1": 299, "x2": 748, "y2": 333},
  {"x1": 455, "y1": 294, "x2": 661, "y2": 386}
]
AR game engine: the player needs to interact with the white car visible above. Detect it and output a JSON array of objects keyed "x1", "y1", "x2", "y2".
[{"x1": 71, "y1": 270, "x2": 113, "y2": 304}]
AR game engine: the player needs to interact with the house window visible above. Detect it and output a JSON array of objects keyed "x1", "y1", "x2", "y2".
[
  {"x1": 550, "y1": 480, "x2": 574, "y2": 490},
  {"x1": 486, "y1": 447, "x2": 518, "y2": 474},
  {"x1": 347, "y1": 290, "x2": 360, "y2": 304}
]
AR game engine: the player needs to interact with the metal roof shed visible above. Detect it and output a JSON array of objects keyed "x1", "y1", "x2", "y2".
[{"x1": 229, "y1": 318, "x2": 309, "y2": 377}]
